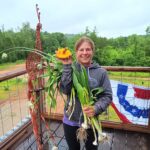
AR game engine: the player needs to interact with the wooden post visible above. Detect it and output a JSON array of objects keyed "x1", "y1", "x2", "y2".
[{"x1": 148, "y1": 111, "x2": 150, "y2": 129}]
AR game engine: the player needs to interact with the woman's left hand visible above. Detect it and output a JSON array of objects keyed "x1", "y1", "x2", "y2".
[{"x1": 83, "y1": 106, "x2": 95, "y2": 117}]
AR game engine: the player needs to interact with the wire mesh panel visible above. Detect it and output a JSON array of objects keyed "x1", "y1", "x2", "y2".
[{"x1": 0, "y1": 73, "x2": 30, "y2": 142}]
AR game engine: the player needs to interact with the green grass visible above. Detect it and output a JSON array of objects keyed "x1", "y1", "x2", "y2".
[
  {"x1": 109, "y1": 71, "x2": 149, "y2": 78},
  {"x1": 99, "y1": 106, "x2": 121, "y2": 122},
  {"x1": 0, "y1": 78, "x2": 27, "y2": 100},
  {"x1": 0, "y1": 60, "x2": 25, "y2": 70},
  {"x1": 109, "y1": 71, "x2": 149, "y2": 87}
]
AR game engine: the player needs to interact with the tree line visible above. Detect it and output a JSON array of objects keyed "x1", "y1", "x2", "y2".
[{"x1": 0, "y1": 22, "x2": 150, "y2": 66}]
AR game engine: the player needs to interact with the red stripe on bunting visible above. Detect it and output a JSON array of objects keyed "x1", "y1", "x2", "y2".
[
  {"x1": 111, "y1": 102, "x2": 131, "y2": 123},
  {"x1": 133, "y1": 87, "x2": 150, "y2": 99}
]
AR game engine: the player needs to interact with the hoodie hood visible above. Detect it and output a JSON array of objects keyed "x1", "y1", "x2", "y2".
[{"x1": 75, "y1": 61, "x2": 101, "y2": 70}]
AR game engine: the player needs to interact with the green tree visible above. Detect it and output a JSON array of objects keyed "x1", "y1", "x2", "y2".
[{"x1": 145, "y1": 26, "x2": 150, "y2": 35}]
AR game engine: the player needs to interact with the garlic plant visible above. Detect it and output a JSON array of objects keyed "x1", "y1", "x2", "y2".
[{"x1": 71, "y1": 64, "x2": 107, "y2": 145}]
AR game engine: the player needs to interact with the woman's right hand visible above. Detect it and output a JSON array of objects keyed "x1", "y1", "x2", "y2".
[{"x1": 57, "y1": 56, "x2": 72, "y2": 65}]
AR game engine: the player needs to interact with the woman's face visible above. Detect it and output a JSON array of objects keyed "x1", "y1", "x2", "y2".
[{"x1": 76, "y1": 41, "x2": 93, "y2": 67}]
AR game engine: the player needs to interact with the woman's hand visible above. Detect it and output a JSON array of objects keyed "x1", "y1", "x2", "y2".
[
  {"x1": 57, "y1": 56, "x2": 72, "y2": 65},
  {"x1": 83, "y1": 106, "x2": 95, "y2": 117}
]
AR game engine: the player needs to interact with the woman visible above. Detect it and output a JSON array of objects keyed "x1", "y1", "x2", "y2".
[{"x1": 59, "y1": 36, "x2": 112, "y2": 150}]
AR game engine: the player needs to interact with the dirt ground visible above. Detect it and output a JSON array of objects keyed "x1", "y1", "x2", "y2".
[{"x1": 0, "y1": 63, "x2": 25, "y2": 74}]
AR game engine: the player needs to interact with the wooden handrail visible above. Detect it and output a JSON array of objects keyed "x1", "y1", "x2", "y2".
[
  {"x1": 0, "y1": 66, "x2": 149, "y2": 82},
  {"x1": 104, "y1": 66, "x2": 150, "y2": 72},
  {"x1": 0, "y1": 68, "x2": 27, "y2": 82}
]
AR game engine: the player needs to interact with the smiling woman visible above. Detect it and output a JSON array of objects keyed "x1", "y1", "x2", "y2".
[
  {"x1": 75, "y1": 37, "x2": 94, "y2": 67},
  {"x1": 59, "y1": 36, "x2": 112, "y2": 150}
]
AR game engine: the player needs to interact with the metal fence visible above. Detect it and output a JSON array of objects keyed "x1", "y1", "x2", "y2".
[{"x1": 0, "y1": 70, "x2": 30, "y2": 142}]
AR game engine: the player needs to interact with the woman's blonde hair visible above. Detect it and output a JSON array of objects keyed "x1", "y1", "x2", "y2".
[{"x1": 75, "y1": 36, "x2": 95, "y2": 51}]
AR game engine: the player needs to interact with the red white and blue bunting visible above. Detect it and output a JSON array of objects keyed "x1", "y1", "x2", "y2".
[{"x1": 111, "y1": 80, "x2": 150, "y2": 125}]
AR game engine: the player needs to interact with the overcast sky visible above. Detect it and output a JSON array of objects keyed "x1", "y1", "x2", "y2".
[{"x1": 0, "y1": 0, "x2": 150, "y2": 38}]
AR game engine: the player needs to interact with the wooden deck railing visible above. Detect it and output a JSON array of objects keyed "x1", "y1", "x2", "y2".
[{"x1": 0, "y1": 66, "x2": 150, "y2": 137}]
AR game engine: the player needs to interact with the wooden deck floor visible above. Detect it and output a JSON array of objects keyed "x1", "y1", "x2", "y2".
[{"x1": 15, "y1": 120, "x2": 150, "y2": 150}]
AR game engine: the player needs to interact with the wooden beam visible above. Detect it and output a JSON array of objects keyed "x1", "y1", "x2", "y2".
[
  {"x1": 103, "y1": 66, "x2": 150, "y2": 72},
  {"x1": 0, "y1": 68, "x2": 26, "y2": 82},
  {"x1": 148, "y1": 112, "x2": 150, "y2": 130},
  {"x1": 43, "y1": 113, "x2": 150, "y2": 134},
  {"x1": 101, "y1": 121, "x2": 150, "y2": 134},
  {"x1": 0, "y1": 121, "x2": 33, "y2": 150}
]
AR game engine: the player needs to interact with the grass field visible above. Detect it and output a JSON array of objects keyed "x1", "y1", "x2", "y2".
[
  {"x1": 0, "y1": 77, "x2": 27, "y2": 100},
  {"x1": 109, "y1": 72, "x2": 149, "y2": 87}
]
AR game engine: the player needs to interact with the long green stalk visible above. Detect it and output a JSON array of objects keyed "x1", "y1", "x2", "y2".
[{"x1": 72, "y1": 64, "x2": 106, "y2": 145}]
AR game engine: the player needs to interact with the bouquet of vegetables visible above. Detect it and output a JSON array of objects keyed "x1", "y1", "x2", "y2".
[{"x1": 71, "y1": 64, "x2": 107, "y2": 145}]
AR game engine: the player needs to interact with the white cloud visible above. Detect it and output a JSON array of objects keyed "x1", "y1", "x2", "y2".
[{"x1": 0, "y1": 0, "x2": 150, "y2": 38}]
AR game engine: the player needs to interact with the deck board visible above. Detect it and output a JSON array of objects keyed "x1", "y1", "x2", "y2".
[
  {"x1": 98, "y1": 129, "x2": 114, "y2": 150},
  {"x1": 126, "y1": 131, "x2": 140, "y2": 150},
  {"x1": 111, "y1": 129, "x2": 127, "y2": 150}
]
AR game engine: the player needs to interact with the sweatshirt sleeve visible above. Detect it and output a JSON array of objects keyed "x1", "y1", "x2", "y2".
[
  {"x1": 94, "y1": 70, "x2": 112, "y2": 115},
  {"x1": 59, "y1": 64, "x2": 72, "y2": 95}
]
